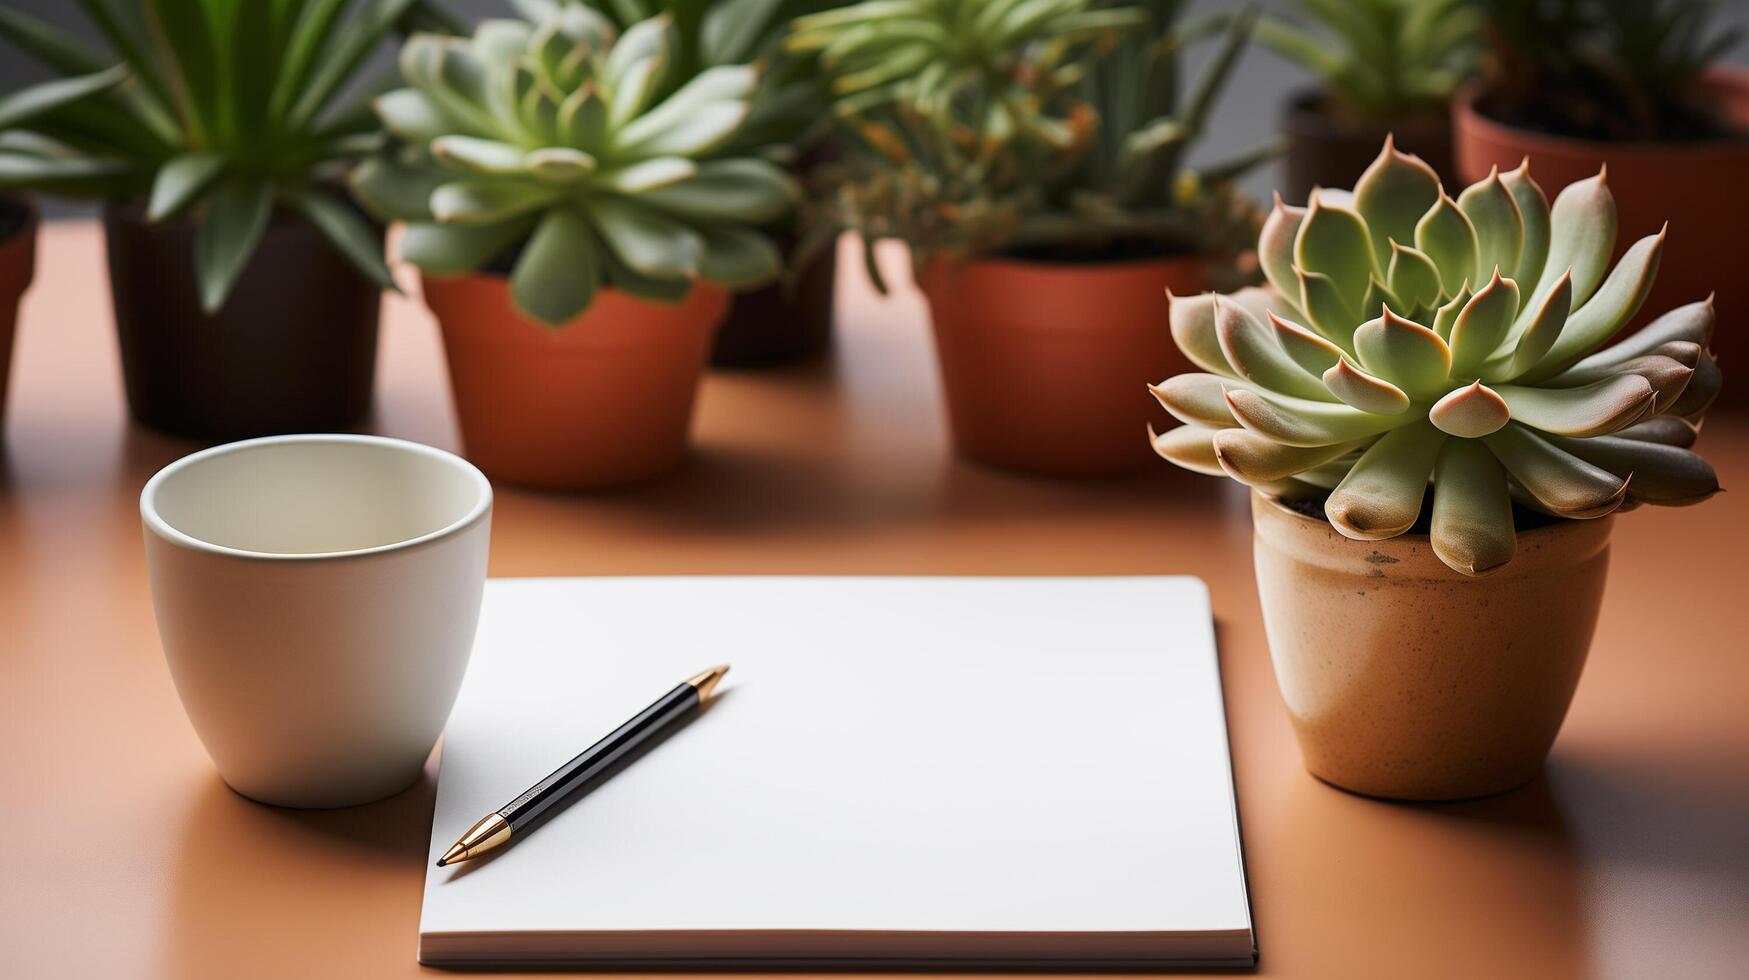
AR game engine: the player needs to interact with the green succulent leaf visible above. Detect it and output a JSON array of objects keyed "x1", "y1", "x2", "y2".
[
  {"x1": 1498, "y1": 161, "x2": 1549, "y2": 286},
  {"x1": 282, "y1": 185, "x2": 397, "y2": 293},
  {"x1": 1484, "y1": 423, "x2": 1628, "y2": 519},
  {"x1": 1215, "y1": 297, "x2": 1335, "y2": 402},
  {"x1": 145, "y1": 152, "x2": 224, "y2": 221},
  {"x1": 192, "y1": 177, "x2": 273, "y2": 314},
  {"x1": 1457, "y1": 168, "x2": 1523, "y2": 284},
  {"x1": 1214, "y1": 428, "x2": 1361, "y2": 486},
  {"x1": 1295, "y1": 195, "x2": 1379, "y2": 313},
  {"x1": 1326, "y1": 421, "x2": 1448, "y2": 540},
  {"x1": 1151, "y1": 423, "x2": 1224, "y2": 476},
  {"x1": 1491, "y1": 375, "x2": 1655, "y2": 438},
  {"x1": 1430, "y1": 437, "x2": 1515, "y2": 575},
  {"x1": 1167, "y1": 292, "x2": 1239, "y2": 378},
  {"x1": 1447, "y1": 272, "x2": 1518, "y2": 378},
  {"x1": 1352, "y1": 138, "x2": 1440, "y2": 265},
  {"x1": 1522, "y1": 229, "x2": 1666, "y2": 381},
  {"x1": 1353, "y1": 308, "x2": 1452, "y2": 400},
  {"x1": 1258, "y1": 195, "x2": 1306, "y2": 300},
  {"x1": 1413, "y1": 193, "x2": 1477, "y2": 298},
  {"x1": 1322, "y1": 358, "x2": 1410, "y2": 415},
  {"x1": 1386, "y1": 241, "x2": 1442, "y2": 311},
  {"x1": 589, "y1": 196, "x2": 703, "y2": 279},
  {"x1": 402, "y1": 217, "x2": 534, "y2": 273},
  {"x1": 1225, "y1": 388, "x2": 1415, "y2": 448},
  {"x1": 511, "y1": 206, "x2": 600, "y2": 326}
]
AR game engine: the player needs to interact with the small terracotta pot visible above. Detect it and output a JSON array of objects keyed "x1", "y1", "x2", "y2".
[
  {"x1": 104, "y1": 202, "x2": 383, "y2": 439},
  {"x1": 1280, "y1": 89, "x2": 1455, "y2": 204},
  {"x1": 0, "y1": 197, "x2": 37, "y2": 429},
  {"x1": 1453, "y1": 68, "x2": 1749, "y2": 406},
  {"x1": 711, "y1": 241, "x2": 837, "y2": 367},
  {"x1": 916, "y1": 254, "x2": 1209, "y2": 477},
  {"x1": 423, "y1": 274, "x2": 726, "y2": 489},
  {"x1": 1250, "y1": 492, "x2": 1613, "y2": 801}
]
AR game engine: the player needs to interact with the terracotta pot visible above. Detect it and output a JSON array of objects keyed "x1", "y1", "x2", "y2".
[
  {"x1": 916, "y1": 254, "x2": 1209, "y2": 477},
  {"x1": 1250, "y1": 491, "x2": 1613, "y2": 801},
  {"x1": 711, "y1": 242, "x2": 837, "y2": 367},
  {"x1": 1453, "y1": 68, "x2": 1749, "y2": 407},
  {"x1": 1280, "y1": 88, "x2": 1455, "y2": 205},
  {"x1": 423, "y1": 274, "x2": 726, "y2": 489},
  {"x1": 0, "y1": 197, "x2": 37, "y2": 430},
  {"x1": 104, "y1": 202, "x2": 382, "y2": 439}
]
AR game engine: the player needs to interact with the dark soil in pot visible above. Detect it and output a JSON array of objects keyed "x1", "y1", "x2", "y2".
[
  {"x1": 1280, "y1": 88, "x2": 1455, "y2": 204},
  {"x1": 104, "y1": 201, "x2": 382, "y2": 440}
]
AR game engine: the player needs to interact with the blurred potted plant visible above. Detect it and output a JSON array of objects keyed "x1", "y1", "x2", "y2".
[
  {"x1": 0, "y1": 1, "x2": 419, "y2": 439},
  {"x1": 353, "y1": 8, "x2": 797, "y2": 488},
  {"x1": 1151, "y1": 141, "x2": 1721, "y2": 800},
  {"x1": 1259, "y1": 0, "x2": 1479, "y2": 200},
  {"x1": 1457, "y1": 0, "x2": 1749, "y2": 404},
  {"x1": 795, "y1": 0, "x2": 1274, "y2": 476},
  {"x1": 514, "y1": 0, "x2": 840, "y2": 368},
  {"x1": 0, "y1": 66, "x2": 73, "y2": 429}
]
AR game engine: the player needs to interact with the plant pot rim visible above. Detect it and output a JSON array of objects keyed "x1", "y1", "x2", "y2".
[
  {"x1": 1250, "y1": 489, "x2": 1614, "y2": 580},
  {"x1": 1281, "y1": 86, "x2": 1450, "y2": 142},
  {"x1": 0, "y1": 194, "x2": 39, "y2": 252},
  {"x1": 1455, "y1": 66, "x2": 1749, "y2": 158}
]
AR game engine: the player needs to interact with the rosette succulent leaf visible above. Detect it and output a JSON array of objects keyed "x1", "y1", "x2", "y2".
[
  {"x1": 352, "y1": 8, "x2": 799, "y2": 325},
  {"x1": 1152, "y1": 139, "x2": 1721, "y2": 575}
]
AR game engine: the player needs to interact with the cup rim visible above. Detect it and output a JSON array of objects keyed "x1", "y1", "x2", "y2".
[{"x1": 140, "y1": 433, "x2": 493, "y2": 561}]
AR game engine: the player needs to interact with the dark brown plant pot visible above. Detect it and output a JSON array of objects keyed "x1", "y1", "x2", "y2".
[
  {"x1": 1280, "y1": 88, "x2": 1455, "y2": 205},
  {"x1": 103, "y1": 202, "x2": 383, "y2": 440},
  {"x1": 1454, "y1": 69, "x2": 1749, "y2": 409},
  {"x1": 0, "y1": 196, "x2": 38, "y2": 431},
  {"x1": 710, "y1": 241, "x2": 837, "y2": 367}
]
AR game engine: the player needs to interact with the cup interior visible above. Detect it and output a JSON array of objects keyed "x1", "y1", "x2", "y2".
[{"x1": 143, "y1": 437, "x2": 489, "y2": 557}]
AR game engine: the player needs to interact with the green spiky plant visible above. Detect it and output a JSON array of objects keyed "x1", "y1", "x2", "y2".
[
  {"x1": 790, "y1": 0, "x2": 1271, "y2": 287},
  {"x1": 1477, "y1": 0, "x2": 1745, "y2": 141},
  {"x1": 1151, "y1": 139, "x2": 1721, "y2": 575},
  {"x1": 0, "y1": 0, "x2": 447, "y2": 312},
  {"x1": 1257, "y1": 0, "x2": 1480, "y2": 124},
  {"x1": 351, "y1": 7, "x2": 800, "y2": 326}
]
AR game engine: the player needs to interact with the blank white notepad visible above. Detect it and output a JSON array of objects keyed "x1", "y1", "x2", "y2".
[{"x1": 420, "y1": 576, "x2": 1254, "y2": 968}]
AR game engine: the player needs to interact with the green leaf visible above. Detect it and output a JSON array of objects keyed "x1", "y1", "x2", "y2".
[
  {"x1": 1428, "y1": 381, "x2": 1510, "y2": 438},
  {"x1": 375, "y1": 88, "x2": 452, "y2": 141},
  {"x1": 1211, "y1": 428, "x2": 1359, "y2": 486},
  {"x1": 401, "y1": 217, "x2": 534, "y2": 274},
  {"x1": 1524, "y1": 169, "x2": 1614, "y2": 323},
  {"x1": 1151, "y1": 424, "x2": 1224, "y2": 476},
  {"x1": 1294, "y1": 194, "x2": 1378, "y2": 313},
  {"x1": 1322, "y1": 357, "x2": 1410, "y2": 415},
  {"x1": 1491, "y1": 375, "x2": 1655, "y2": 437},
  {"x1": 1486, "y1": 271, "x2": 1570, "y2": 382},
  {"x1": 283, "y1": 185, "x2": 398, "y2": 292},
  {"x1": 618, "y1": 64, "x2": 760, "y2": 147},
  {"x1": 597, "y1": 157, "x2": 696, "y2": 193},
  {"x1": 1326, "y1": 421, "x2": 1448, "y2": 540},
  {"x1": 0, "y1": 7, "x2": 110, "y2": 74},
  {"x1": 511, "y1": 207, "x2": 600, "y2": 325},
  {"x1": 1447, "y1": 272, "x2": 1518, "y2": 378},
  {"x1": 1353, "y1": 138, "x2": 1441, "y2": 266},
  {"x1": 1226, "y1": 387, "x2": 1416, "y2": 448},
  {"x1": 1544, "y1": 433, "x2": 1719, "y2": 507},
  {"x1": 1483, "y1": 423, "x2": 1628, "y2": 519},
  {"x1": 0, "y1": 66, "x2": 128, "y2": 131},
  {"x1": 1498, "y1": 161, "x2": 1549, "y2": 287},
  {"x1": 270, "y1": 0, "x2": 348, "y2": 118},
  {"x1": 1522, "y1": 230, "x2": 1666, "y2": 381},
  {"x1": 639, "y1": 158, "x2": 798, "y2": 224},
  {"x1": 146, "y1": 153, "x2": 224, "y2": 221},
  {"x1": 193, "y1": 178, "x2": 273, "y2": 313},
  {"x1": 1456, "y1": 168, "x2": 1523, "y2": 284},
  {"x1": 1214, "y1": 296, "x2": 1335, "y2": 402},
  {"x1": 616, "y1": 101, "x2": 749, "y2": 157},
  {"x1": 291, "y1": 0, "x2": 420, "y2": 126},
  {"x1": 1167, "y1": 291, "x2": 1238, "y2": 378},
  {"x1": 431, "y1": 135, "x2": 529, "y2": 174},
  {"x1": 698, "y1": 225, "x2": 781, "y2": 287},
  {"x1": 349, "y1": 155, "x2": 442, "y2": 221},
  {"x1": 1149, "y1": 373, "x2": 1243, "y2": 428},
  {"x1": 588, "y1": 197, "x2": 703, "y2": 280},
  {"x1": 1386, "y1": 241, "x2": 1442, "y2": 311},
  {"x1": 1258, "y1": 195, "x2": 1306, "y2": 300},
  {"x1": 143, "y1": 0, "x2": 221, "y2": 142},
  {"x1": 1413, "y1": 193, "x2": 1478, "y2": 298},
  {"x1": 1296, "y1": 268, "x2": 1359, "y2": 350},
  {"x1": 1268, "y1": 311, "x2": 1344, "y2": 377},
  {"x1": 700, "y1": 0, "x2": 783, "y2": 65},
  {"x1": 1430, "y1": 438, "x2": 1515, "y2": 575},
  {"x1": 1353, "y1": 308, "x2": 1453, "y2": 400},
  {"x1": 430, "y1": 180, "x2": 556, "y2": 224}
]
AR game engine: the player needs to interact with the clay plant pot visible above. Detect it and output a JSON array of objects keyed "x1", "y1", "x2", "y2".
[
  {"x1": 1280, "y1": 89, "x2": 1455, "y2": 205},
  {"x1": 422, "y1": 273, "x2": 727, "y2": 489},
  {"x1": 1453, "y1": 68, "x2": 1749, "y2": 406},
  {"x1": 710, "y1": 241, "x2": 837, "y2": 367},
  {"x1": 916, "y1": 254, "x2": 1209, "y2": 478},
  {"x1": 1250, "y1": 491, "x2": 1613, "y2": 801},
  {"x1": 0, "y1": 196, "x2": 37, "y2": 430},
  {"x1": 104, "y1": 202, "x2": 382, "y2": 440}
]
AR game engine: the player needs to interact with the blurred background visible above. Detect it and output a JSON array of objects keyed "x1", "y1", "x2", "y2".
[{"x1": 9, "y1": 0, "x2": 1746, "y2": 217}]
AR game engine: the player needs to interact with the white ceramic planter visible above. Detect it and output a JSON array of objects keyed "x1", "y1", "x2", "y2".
[{"x1": 142, "y1": 434, "x2": 492, "y2": 808}]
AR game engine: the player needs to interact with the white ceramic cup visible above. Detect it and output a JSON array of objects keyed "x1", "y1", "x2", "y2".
[{"x1": 142, "y1": 434, "x2": 492, "y2": 808}]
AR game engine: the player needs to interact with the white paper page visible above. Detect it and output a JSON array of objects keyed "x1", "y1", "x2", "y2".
[{"x1": 421, "y1": 577, "x2": 1250, "y2": 938}]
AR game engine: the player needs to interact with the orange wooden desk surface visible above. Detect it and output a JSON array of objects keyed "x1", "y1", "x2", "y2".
[{"x1": 2, "y1": 223, "x2": 1746, "y2": 980}]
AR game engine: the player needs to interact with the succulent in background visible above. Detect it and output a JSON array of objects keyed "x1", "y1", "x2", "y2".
[
  {"x1": 1258, "y1": 0, "x2": 1480, "y2": 124},
  {"x1": 1476, "y1": 0, "x2": 1745, "y2": 141},
  {"x1": 795, "y1": 0, "x2": 1270, "y2": 283},
  {"x1": 352, "y1": 8, "x2": 799, "y2": 325},
  {"x1": 509, "y1": 0, "x2": 836, "y2": 158},
  {"x1": 1028, "y1": 0, "x2": 1275, "y2": 267},
  {"x1": 1151, "y1": 140, "x2": 1721, "y2": 575},
  {"x1": 0, "y1": 0, "x2": 430, "y2": 311}
]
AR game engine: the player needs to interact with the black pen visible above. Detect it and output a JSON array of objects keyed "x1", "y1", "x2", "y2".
[{"x1": 436, "y1": 665, "x2": 729, "y2": 867}]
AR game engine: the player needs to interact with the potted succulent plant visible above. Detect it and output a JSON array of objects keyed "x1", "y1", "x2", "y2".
[
  {"x1": 795, "y1": 0, "x2": 1273, "y2": 477},
  {"x1": 1151, "y1": 141, "x2": 1721, "y2": 800},
  {"x1": 513, "y1": 0, "x2": 840, "y2": 368},
  {"x1": 1259, "y1": 0, "x2": 1479, "y2": 200},
  {"x1": 0, "y1": 1, "x2": 420, "y2": 439},
  {"x1": 1456, "y1": 0, "x2": 1749, "y2": 404},
  {"x1": 353, "y1": 8, "x2": 797, "y2": 488}
]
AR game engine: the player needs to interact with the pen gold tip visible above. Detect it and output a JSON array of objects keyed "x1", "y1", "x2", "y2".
[
  {"x1": 439, "y1": 814, "x2": 511, "y2": 868},
  {"x1": 686, "y1": 664, "x2": 729, "y2": 702}
]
